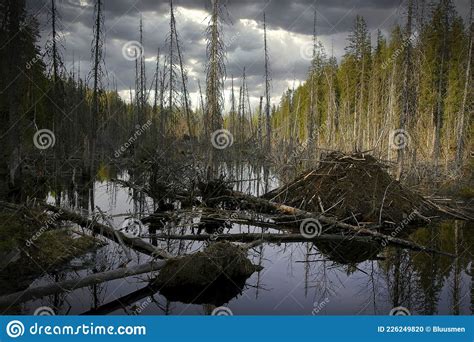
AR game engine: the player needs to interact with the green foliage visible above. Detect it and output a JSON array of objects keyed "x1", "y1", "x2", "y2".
[{"x1": 271, "y1": 2, "x2": 471, "y2": 168}]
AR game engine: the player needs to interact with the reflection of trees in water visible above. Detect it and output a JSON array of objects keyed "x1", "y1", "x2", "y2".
[
  {"x1": 5, "y1": 155, "x2": 474, "y2": 315},
  {"x1": 449, "y1": 221, "x2": 473, "y2": 315},
  {"x1": 41, "y1": 272, "x2": 70, "y2": 315},
  {"x1": 377, "y1": 221, "x2": 474, "y2": 315},
  {"x1": 381, "y1": 249, "x2": 417, "y2": 312},
  {"x1": 409, "y1": 224, "x2": 456, "y2": 314}
]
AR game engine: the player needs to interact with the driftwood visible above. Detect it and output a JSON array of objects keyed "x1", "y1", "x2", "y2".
[
  {"x1": 43, "y1": 204, "x2": 171, "y2": 259},
  {"x1": 148, "y1": 232, "x2": 455, "y2": 256},
  {"x1": 207, "y1": 191, "x2": 456, "y2": 257},
  {"x1": 149, "y1": 233, "x2": 378, "y2": 244},
  {"x1": 0, "y1": 261, "x2": 165, "y2": 307}
]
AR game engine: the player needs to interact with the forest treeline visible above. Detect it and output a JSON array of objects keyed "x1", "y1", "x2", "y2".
[
  {"x1": 0, "y1": 0, "x2": 472, "y2": 197},
  {"x1": 270, "y1": 0, "x2": 473, "y2": 180}
]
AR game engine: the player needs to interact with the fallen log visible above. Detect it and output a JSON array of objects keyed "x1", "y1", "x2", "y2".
[
  {"x1": 207, "y1": 191, "x2": 456, "y2": 257},
  {"x1": 148, "y1": 232, "x2": 456, "y2": 257},
  {"x1": 43, "y1": 204, "x2": 171, "y2": 259},
  {"x1": 0, "y1": 261, "x2": 165, "y2": 307},
  {"x1": 0, "y1": 235, "x2": 262, "y2": 308},
  {"x1": 148, "y1": 233, "x2": 377, "y2": 244},
  {"x1": 96, "y1": 206, "x2": 132, "y2": 262}
]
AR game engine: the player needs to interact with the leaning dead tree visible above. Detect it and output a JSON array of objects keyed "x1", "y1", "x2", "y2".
[
  {"x1": 161, "y1": 0, "x2": 191, "y2": 138},
  {"x1": 171, "y1": 6, "x2": 192, "y2": 137},
  {"x1": 0, "y1": 261, "x2": 166, "y2": 307}
]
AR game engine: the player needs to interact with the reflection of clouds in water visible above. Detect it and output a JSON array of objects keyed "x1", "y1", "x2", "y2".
[{"x1": 28, "y1": 165, "x2": 471, "y2": 315}]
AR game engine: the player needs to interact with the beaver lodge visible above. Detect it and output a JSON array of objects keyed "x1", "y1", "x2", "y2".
[
  {"x1": 0, "y1": 152, "x2": 471, "y2": 310},
  {"x1": 265, "y1": 152, "x2": 439, "y2": 227}
]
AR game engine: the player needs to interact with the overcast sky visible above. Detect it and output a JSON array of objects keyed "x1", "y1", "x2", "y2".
[{"x1": 26, "y1": 0, "x2": 469, "y2": 110}]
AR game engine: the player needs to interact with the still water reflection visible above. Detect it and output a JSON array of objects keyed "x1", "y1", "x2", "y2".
[{"x1": 1, "y1": 162, "x2": 472, "y2": 315}]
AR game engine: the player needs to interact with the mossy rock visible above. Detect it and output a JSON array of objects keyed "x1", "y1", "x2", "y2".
[
  {"x1": 0, "y1": 208, "x2": 103, "y2": 295},
  {"x1": 154, "y1": 241, "x2": 262, "y2": 290}
]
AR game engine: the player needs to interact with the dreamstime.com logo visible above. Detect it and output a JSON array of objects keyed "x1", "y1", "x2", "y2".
[
  {"x1": 6, "y1": 320, "x2": 24, "y2": 338},
  {"x1": 5, "y1": 320, "x2": 147, "y2": 338}
]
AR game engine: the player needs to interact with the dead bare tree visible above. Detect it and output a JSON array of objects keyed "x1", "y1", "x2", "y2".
[
  {"x1": 308, "y1": 7, "x2": 317, "y2": 145},
  {"x1": 165, "y1": 0, "x2": 180, "y2": 137},
  {"x1": 455, "y1": 0, "x2": 473, "y2": 171},
  {"x1": 46, "y1": 0, "x2": 66, "y2": 156},
  {"x1": 171, "y1": 9, "x2": 193, "y2": 137},
  {"x1": 433, "y1": 0, "x2": 450, "y2": 174},
  {"x1": 230, "y1": 75, "x2": 236, "y2": 136},
  {"x1": 153, "y1": 47, "x2": 161, "y2": 137},
  {"x1": 263, "y1": 12, "x2": 272, "y2": 152},
  {"x1": 205, "y1": 0, "x2": 226, "y2": 138},
  {"x1": 88, "y1": 0, "x2": 104, "y2": 175},
  {"x1": 138, "y1": 16, "x2": 147, "y2": 127},
  {"x1": 258, "y1": 95, "x2": 263, "y2": 146},
  {"x1": 396, "y1": 0, "x2": 415, "y2": 181}
]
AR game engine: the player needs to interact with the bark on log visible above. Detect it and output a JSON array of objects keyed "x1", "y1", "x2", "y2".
[
  {"x1": 149, "y1": 233, "x2": 377, "y2": 244},
  {"x1": 43, "y1": 204, "x2": 171, "y2": 259},
  {"x1": 208, "y1": 191, "x2": 456, "y2": 257},
  {"x1": 148, "y1": 232, "x2": 452, "y2": 256},
  {"x1": 0, "y1": 261, "x2": 165, "y2": 307}
]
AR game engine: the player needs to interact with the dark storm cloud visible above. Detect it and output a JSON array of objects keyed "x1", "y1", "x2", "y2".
[{"x1": 26, "y1": 0, "x2": 469, "y2": 108}]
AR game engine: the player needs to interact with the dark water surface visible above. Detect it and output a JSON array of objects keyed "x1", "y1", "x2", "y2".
[{"x1": 1, "y1": 163, "x2": 473, "y2": 316}]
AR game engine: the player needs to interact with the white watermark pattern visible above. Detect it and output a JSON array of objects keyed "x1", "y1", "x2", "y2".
[
  {"x1": 312, "y1": 297, "x2": 330, "y2": 315},
  {"x1": 382, "y1": 31, "x2": 419, "y2": 70},
  {"x1": 33, "y1": 129, "x2": 56, "y2": 150},
  {"x1": 26, "y1": 210, "x2": 63, "y2": 247},
  {"x1": 119, "y1": 217, "x2": 145, "y2": 237},
  {"x1": 122, "y1": 41, "x2": 144, "y2": 61},
  {"x1": 381, "y1": 208, "x2": 421, "y2": 247},
  {"x1": 34, "y1": 306, "x2": 56, "y2": 316},
  {"x1": 114, "y1": 120, "x2": 152, "y2": 157},
  {"x1": 389, "y1": 129, "x2": 410, "y2": 150},
  {"x1": 389, "y1": 306, "x2": 411, "y2": 316},
  {"x1": 131, "y1": 297, "x2": 152, "y2": 315},
  {"x1": 211, "y1": 129, "x2": 233, "y2": 149},
  {"x1": 299, "y1": 41, "x2": 314, "y2": 61},
  {"x1": 211, "y1": 306, "x2": 233, "y2": 316},
  {"x1": 299, "y1": 218, "x2": 322, "y2": 238}
]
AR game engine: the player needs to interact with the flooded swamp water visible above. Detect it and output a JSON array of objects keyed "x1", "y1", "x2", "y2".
[{"x1": 0, "y1": 162, "x2": 473, "y2": 316}]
